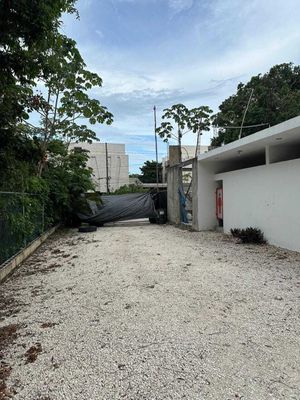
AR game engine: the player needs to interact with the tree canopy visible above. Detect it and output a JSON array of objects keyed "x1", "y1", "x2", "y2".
[
  {"x1": 156, "y1": 104, "x2": 212, "y2": 164},
  {"x1": 139, "y1": 160, "x2": 162, "y2": 183},
  {"x1": 23, "y1": 33, "x2": 113, "y2": 175},
  {"x1": 0, "y1": 0, "x2": 78, "y2": 132},
  {"x1": 0, "y1": 0, "x2": 113, "y2": 243},
  {"x1": 212, "y1": 63, "x2": 300, "y2": 146}
]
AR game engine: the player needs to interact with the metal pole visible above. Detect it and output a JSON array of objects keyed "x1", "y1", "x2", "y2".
[
  {"x1": 239, "y1": 88, "x2": 254, "y2": 139},
  {"x1": 153, "y1": 106, "x2": 159, "y2": 192},
  {"x1": 22, "y1": 193, "x2": 26, "y2": 247},
  {"x1": 42, "y1": 200, "x2": 45, "y2": 233},
  {"x1": 105, "y1": 142, "x2": 110, "y2": 193}
]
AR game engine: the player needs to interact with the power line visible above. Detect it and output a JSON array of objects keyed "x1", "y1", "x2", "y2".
[{"x1": 214, "y1": 123, "x2": 270, "y2": 130}]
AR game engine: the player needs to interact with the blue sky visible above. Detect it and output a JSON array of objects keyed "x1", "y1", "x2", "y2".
[{"x1": 62, "y1": 0, "x2": 300, "y2": 173}]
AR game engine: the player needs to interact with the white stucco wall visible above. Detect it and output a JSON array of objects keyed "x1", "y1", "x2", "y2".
[
  {"x1": 215, "y1": 158, "x2": 300, "y2": 251},
  {"x1": 196, "y1": 163, "x2": 218, "y2": 230}
]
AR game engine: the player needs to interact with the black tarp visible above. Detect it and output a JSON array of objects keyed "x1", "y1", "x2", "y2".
[{"x1": 77, "y1": 192, "x2": 158, "y2": 225}]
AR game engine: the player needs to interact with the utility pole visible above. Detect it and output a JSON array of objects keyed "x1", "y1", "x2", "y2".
[
  {"x1": 153, "y1": 106, "x2": 159, "y2": 192},
  {"x1": 105, "y1": 142, "x2": 110, "y2": 193}
]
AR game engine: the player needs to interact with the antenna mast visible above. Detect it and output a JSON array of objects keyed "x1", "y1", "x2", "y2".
[
  {"x1": 239, "y1": 88, "x2": 254, "y2": 139},
  {"x1": 153, "y1": 105, "x2": 159, "y2": 192}
]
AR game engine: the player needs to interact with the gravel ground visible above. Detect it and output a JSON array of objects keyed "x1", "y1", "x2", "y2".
[{"x1": 0, "y1": 221, "x2": 300, "y2": 400}]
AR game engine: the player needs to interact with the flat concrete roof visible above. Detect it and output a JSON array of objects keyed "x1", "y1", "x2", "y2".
[{"x1": 198, "y1": 116, "x2": 300, "y2": 163}]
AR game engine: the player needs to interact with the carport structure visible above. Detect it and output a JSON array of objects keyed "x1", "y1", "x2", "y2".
[{"x1": 193, "y1": 116, "x2": 300, "y2": 251}]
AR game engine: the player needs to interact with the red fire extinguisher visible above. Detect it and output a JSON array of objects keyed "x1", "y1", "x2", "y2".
[{"x1": 216, "y1": 188, "x2": 223, "y2": 220}]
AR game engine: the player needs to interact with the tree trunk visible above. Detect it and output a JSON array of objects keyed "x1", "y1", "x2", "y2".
[{"x1": 178, "y1": 125, "x2": 182, "y2": 185}]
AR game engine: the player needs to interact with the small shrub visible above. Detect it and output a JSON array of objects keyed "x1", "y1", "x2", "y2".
[
  {"x1": 230, "y1": 228, "x2": 241, "y2": 238},
  {"x1": 230, "y1": 227, "x2": 266, "y2": 244}
]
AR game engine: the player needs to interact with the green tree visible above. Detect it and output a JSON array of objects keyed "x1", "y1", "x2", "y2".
[
  {"x1": 212, "y1": 63, "x2": 300, "y2": 146},
  {"x1": 0, "y1": 1, "x2": 111, "y2": 261},
  {"x1": 139, "y1": 160, "x2": 162, "y2": 183},
  {"x1": 156, "y1": 104, "x2": 212, "y2": 164},
  {"x1": 43, "y1": 141, "x2": 94, "y2": 223},
  {"x1": 0, "y1": 0, "x2": 83, "y2": 191},
  {"x1": 0, "y1": 0, "x2": 77, "y2": 132},
  {"x1": 22, "y1": 33, "x2": 113, "y2": 176}
]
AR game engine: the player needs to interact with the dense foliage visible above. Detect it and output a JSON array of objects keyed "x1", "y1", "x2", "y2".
[
  {"x1": 0, "y1": 0, "x2": 113, "y2": 260},
  {"x1": 0, "y1": 0, "x2": 78, "y2": 133},
  {"x1": 212, "y1": 63, "x2": 300, "y2": 146},
  {"x1": 139, "y1": 160, "x2": 163, "y2": 183}
]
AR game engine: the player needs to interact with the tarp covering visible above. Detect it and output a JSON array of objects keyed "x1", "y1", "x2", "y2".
[{"x1": 78, "y1": 192, "x2": 157, "y2": 225}]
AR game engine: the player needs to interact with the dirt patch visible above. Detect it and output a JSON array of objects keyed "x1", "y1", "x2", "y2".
[
  {"x1": 40, "y1": 322, "x2": 58, "y2": 329},
  {"x1": 61, "y1": 254, "x2": 70, "y2": 258},
  {"x1": 24, "y1": 343, "x2": 42, "y2": 364},
  {"x1": 43, "y1": 263, "x2": 61, "y2": 271},
  {"x1": 51, "y1": 249, "x2": 63, "y2": 255},
  {"x1": 0, "y1": 294, "x2": 23, "y2": 321},
  {"x1": 0, "y1": 325, "x2": 20, "y2": 400},
  {"x1": 23, "y1": 262, "x2": 62, "y2": 277},
  {"x1": 0, "y1": 324, "x2": 20, "y2": 353},
  {"x1": 0, "y1": 362, "x2": 13, "y2": 400}
]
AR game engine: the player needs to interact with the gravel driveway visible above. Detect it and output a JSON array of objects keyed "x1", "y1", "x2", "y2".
[{"x1": 0, "y1": 221, "x2": 300, "y2": 400}]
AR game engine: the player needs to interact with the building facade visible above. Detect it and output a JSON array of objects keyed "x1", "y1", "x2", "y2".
[
  {"x1": 166, "y1": 116, "x2": 300, "y2": 251},
  {"x1": 69, "y1": 142, "x2": 129, "y2": 192},
  {"x1": 194, "y1": 116, "x2": 300, "y2": 251}
]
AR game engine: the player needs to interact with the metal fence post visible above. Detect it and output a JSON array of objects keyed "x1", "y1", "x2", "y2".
[
  {"x1": 22, "y1": 193, "x2": 26, "y2": 248},
  {"x1": 42, "y1": 200, "x2": 45, "y2": 233}
]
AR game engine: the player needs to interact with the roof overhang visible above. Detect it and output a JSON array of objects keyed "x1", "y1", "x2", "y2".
[{"x1": 198, "y1": 116, "x2": 300, "y2": 163}]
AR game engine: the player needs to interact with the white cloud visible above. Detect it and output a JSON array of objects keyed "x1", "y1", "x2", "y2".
[
  {"x1": 95, "y1": 29, "x2": 104, "y2": 39},
  {"x1": 168, "y1": 0, "x2": 193, "y2": 14},
  {"x1": 62, "y1": 0, "x2": 300, "y2": 170}
]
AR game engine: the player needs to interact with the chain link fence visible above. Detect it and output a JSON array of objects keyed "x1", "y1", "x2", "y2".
[{"x1": 0, "y1": 192, "x2": 47, "y2": 265}]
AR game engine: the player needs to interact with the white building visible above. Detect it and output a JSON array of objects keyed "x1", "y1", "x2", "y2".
[
  {"x1": 193, "y1": 116, "x2": 300, "y2": 251},
  {"x1": 69, "y1": 142, "x2": 129, "y2": 192}
]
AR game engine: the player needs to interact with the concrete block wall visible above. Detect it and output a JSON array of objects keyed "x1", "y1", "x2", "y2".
[
  {"x1": 167, "y1": 165, "x2": 180, "y2": 224},
  {"x1": 69, "y1": 142, "x2": 129, "y2": 192}
]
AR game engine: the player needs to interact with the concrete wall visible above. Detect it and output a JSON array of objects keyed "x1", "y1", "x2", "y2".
[
  {"x1": 192, "y1": 158, "x2": 199, "y2": 230},
  {"x1": 167, "y1": 165, "x2": 180, "y2": 224},
  {"x1": 0, "y1": 226, "x2": 58, "y2": 283},
  {"x1": 195, "y1": 162, "x2": 218, "y2": 230},
  {"x1": 69, "y1": 143, "x2": 129, "y2": 192},
  {"x1": 215, "y1": 158, "x2": 300, "y2": 251}
]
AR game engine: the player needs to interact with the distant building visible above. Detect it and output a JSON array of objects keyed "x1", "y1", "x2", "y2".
[{"x1": 69, "y1": 142, "x2": 129, "y2": 192}]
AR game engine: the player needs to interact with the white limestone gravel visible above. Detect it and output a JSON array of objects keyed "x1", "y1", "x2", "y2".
[{"x1": 0, "y1": 221, "x2": 300, "y2": 400}]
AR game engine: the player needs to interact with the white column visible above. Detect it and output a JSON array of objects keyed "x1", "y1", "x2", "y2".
[
  {"x1": 196, "y1": 162, "x2": 217, "y2": 230},
  {"x1": 265, "y1": 145, "x2": 270, "y2": 165}
]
